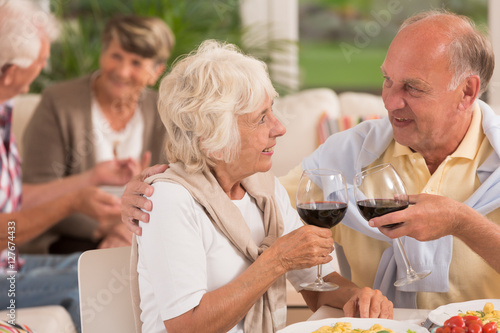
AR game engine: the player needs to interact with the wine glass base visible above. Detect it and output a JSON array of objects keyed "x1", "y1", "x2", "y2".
[
  {"x1": 394, "y1": 270, "x2": 431, "y2": 287},
  {"x1": 300, "y1": 281, "x2": 339, "y2": 292}
]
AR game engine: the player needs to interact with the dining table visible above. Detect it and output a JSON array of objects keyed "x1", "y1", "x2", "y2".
[{"x1": 307, "y1": 305, "x2": 434, "y2": 328}]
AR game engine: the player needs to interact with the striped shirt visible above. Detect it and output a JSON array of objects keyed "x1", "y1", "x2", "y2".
[
  {"x1": 0, "y1": 101, "x2": 24, "y2": 274},
  {"x1": 0, "y1": 101, "x2": 22, "y2": 213}
]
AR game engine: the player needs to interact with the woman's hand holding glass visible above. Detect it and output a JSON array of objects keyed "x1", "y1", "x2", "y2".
[
  {"x1": 296, "y1": 169, "x2": 348, "y2": 291},
  {"x1": 265, "y1": 225, "x2": 335, "y2": 272}
]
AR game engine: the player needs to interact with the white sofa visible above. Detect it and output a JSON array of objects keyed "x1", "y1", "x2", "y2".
[
  {"x1": 271, "y1": 88, "x2": 386, "y2": 176},
  {"x1": 0, "y1": 305, "x2": 76, "y2": 333}
]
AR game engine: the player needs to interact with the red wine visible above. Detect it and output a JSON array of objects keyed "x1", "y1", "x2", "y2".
[
  {"x1": 297, "y1": 201, "x2": 347, "y2": 228},
  {"x1": 356, "y1": 199, "x2": 408, "y2": 228}
]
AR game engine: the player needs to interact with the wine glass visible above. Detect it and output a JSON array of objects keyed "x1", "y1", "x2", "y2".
[
  {"x1": 353, "y1": 163, "x2": 431, "y2": 287},
  {"x1": 296, "y1": 169, "x2": 348, "y2": 291}
]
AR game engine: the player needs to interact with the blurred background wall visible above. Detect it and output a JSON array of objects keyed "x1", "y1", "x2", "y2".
[{"x1": 30, "y1": 0, "x2": 497, "y2": 106}]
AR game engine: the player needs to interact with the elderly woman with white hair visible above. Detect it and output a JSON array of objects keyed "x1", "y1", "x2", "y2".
[{"x1": 134, "y1": 40, "x2": 392, "y2": 333}]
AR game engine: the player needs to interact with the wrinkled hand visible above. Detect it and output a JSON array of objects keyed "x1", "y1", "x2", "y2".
[
  {"x1": 72, "y1": 186, "x2": 122, "y2": 239},
  {"x1": 121, "y1": 164, "x2": 169, "y2": 235},
  {"x1": 368, "y1": 193, "x2": 464, "y2": 241},
  {"x1": 343, "y1": 287, "x2": 393, "y2": 319},
  {"x1": 268, "y1": 225, "x2": 334, "y2": 272},
  {"x1": 98, "y1": 223, "x2": 133, "y2": 249}
]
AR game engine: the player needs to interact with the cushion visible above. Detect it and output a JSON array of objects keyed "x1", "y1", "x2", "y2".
[
  {"x1": 271, "y1": 88, "x2": 340, "y2": 177},
  {"x1": 338, "y1": 91, "x2": 386, "y2": 118},
  {"x1": 0, "y1": 305, "x2": 76, "y2": 333}
]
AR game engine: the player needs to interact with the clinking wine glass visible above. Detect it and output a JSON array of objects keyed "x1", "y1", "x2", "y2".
[
  {"x1": 353, "y1": 163, "x2": 431, "y2": 287},
  {"x1": 296, "y1": 169, "x2": 348, "y2": 292}
]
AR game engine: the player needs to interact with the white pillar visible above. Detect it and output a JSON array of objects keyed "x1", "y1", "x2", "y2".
[
  {"x1": 239, "y1": 0, "x2": 299, "y2": 93},
  {"x1": 488, "y1": 0, "x2": 500, "y2": 111}
]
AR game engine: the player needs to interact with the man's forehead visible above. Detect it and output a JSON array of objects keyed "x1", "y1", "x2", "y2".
[
  {"x1": 382, "y1": 35, "x2": 451, "y2": 78},
  {"x1": 390, "y1": 19, "x2": 452, "y2": 61},
  {"x1": 382, "y1": 63, "x2": 438, "y2": 86}
]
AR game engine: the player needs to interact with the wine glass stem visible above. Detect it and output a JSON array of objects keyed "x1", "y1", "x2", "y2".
[
  {"x1": 316, "y1": 265, "x2": 324, "y2": 283},
  {"x1": 396, "y1": 237, "x2": 417, "y2": 275}
]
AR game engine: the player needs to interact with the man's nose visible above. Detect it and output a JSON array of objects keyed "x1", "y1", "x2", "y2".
[{"x1": 382, "y1": 86, "x2": 405, "y2": 112}]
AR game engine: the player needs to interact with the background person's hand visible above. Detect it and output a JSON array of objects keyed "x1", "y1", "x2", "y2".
[
  {"x1": 88, "y1": 159, "x2": 137, "y2": 186},
  {"x1": 121, "y1": 164, "x2": 169, "y2": 235},
  {"x1": 98, "y1": 223, "x2": 133, "y2": 249},
  {"x1": 139, "y1": 151, "x2": 152, "y2": 172},
  {"x1": 121, "y1": 151, "x2": 153, "y2": 179},
  {"x1": 70, "y1": 186, "x2": 122, "y2": 239}
]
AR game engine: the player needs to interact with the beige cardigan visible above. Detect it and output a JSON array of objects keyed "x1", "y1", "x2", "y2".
[{"x1": 22, "y1": 74, "x2": 167, "y2": 182}]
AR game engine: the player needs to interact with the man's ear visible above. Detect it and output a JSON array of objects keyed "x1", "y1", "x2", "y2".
[
  {"x1": 0, "y1": 64, "x2": 15, "y2": 86},
  {"x1": 148, "y1": 63, "x2": 166, "y2": 86},
  {"x1": 458, "y1": 75, "x2": 480, "y2": 111}
]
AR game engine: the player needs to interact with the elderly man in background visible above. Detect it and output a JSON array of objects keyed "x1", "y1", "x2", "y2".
[
  {"x1": 0, "y1": 1, "x2": 133, "y2": 330},
  {"x1": 122, "y1": 9, "x2": 500, "y2": 313}
]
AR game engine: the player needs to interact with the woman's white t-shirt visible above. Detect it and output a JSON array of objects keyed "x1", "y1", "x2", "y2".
[{"x1": 137, "y1": 178, "x2": 335, "y2": 332}]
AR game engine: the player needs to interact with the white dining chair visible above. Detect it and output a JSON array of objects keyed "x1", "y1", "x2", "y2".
[{"x1": 78, "y1": 246, "x2": 136, "y2": 333}]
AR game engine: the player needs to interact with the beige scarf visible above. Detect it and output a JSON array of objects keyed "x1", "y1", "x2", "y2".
[{"x1": 130, "y1": 162, "x2": 287, "y2": 332}]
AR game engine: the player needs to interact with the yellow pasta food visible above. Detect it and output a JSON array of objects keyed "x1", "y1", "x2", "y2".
[
  {"x1": 459, "y1": 302, "x2": 500, "y2": 326},
  {"x1": 312, "y1": 322, "x2": 395, "y2": 333}
]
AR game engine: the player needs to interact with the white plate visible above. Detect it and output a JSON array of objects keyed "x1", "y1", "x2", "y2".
[
  {"x1": 278, "y1": 317, "x2": 429, "y2": 333},
  {"x1": 428, "y1": 299, "x2": 500, "y2": 326}
]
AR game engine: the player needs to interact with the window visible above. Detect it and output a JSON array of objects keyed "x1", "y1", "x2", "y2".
[{"x1": 298, "y1": 0, "x2": 488, "y2": 94}]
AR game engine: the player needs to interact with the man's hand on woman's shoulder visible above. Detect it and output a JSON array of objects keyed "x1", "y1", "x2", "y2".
[{"x1": 121, "y1": 164, "x2": 168, "y2": 235}]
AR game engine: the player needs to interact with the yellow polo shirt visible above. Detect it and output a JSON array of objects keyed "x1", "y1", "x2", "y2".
[
  {"x1": 279, "y1": 104, "x2": 500, "y2": 309},
  {"x1": 368, "y1": 104, "x2": 500, "y2": 309}
]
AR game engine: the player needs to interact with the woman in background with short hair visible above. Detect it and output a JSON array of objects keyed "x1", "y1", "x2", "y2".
[{"x1": 22, "y1": 14, "x2": 175, "y2": 252}]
